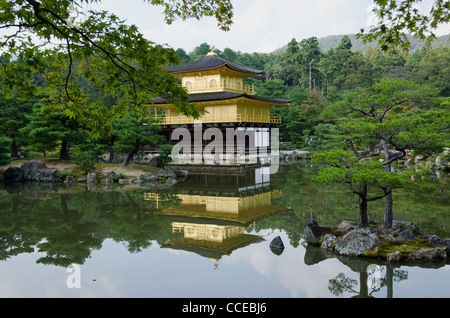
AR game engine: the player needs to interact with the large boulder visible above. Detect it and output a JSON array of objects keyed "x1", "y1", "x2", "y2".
[
  {"x1": 3, "y1": 166, "x2": 23, "y2": 184},
  {"x1": 334, "y1": 220, "x2": 357, "y2": 236},
  {"x1": 334, "y1": 227, "x2": 378, "y2": 256},
  {"x1": 395, "y1": 228, "x2": 417, "y2": 240},
  {"x1": 427, "y1": 235, "x2": 450, "y2": 256},
  {"x1": 139, "y1": 172, "x2": 156, "y2": 183},
  {"x1": 154, "y1": 169, "x2": 176, "y2": 179},
  {"x1": 19, "y1": 160, "x2": 61, "y2": 182},
  {"x1": 175, "y1": 169, "x2": 189, "y2": 178},
  {"x1": 37, "y1": 168, "x2": 60, "y2": 182},
  {"x1": 387, "y1": 251, "x2": 403, "y2": 262},
  {"x1": 146, "y1": 155, "x2": 162, "y2": 167},
  {"x1": 21, "y1": 160, "x2": 47, "y2": 181},
  {"x1": 392, "y1": 220, "x2": 426, "y2": 236},
  {"x1": 408, "y1": 248, "x2": 447, "y2": 261}
]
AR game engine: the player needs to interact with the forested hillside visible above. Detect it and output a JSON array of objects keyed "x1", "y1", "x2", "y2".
[
  {"x1": 273, "y1": 34, "x2": 450, "y2": 54},
  {"x1": 174, "y1": 36, "x2": 449, "y2": 148}
]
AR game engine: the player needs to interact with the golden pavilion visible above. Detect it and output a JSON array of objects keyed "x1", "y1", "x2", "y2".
[{"x1": 152, "y1": 48, "x2": 291, "y2": 165}]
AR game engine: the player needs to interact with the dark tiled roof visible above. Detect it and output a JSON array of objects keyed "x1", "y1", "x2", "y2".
[
  {"x1": 153, "y1": 92, "x2": 291, "y2": 105},
  {"x1": 167, "y1": 54, "x2": 263, "y2": 75}
]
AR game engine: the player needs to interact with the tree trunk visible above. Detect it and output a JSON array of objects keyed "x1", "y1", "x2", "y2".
[
  {"x1": 122, "y1": 141, "x2": 140, "y2": 166},
  {"x1": 359, "y1": 271, "x2": 370, "y2": 298},
  {"x1": 309, "y1": 60, "x2": 313, "y2": 92},
  {"x1": 381, "y1": 140, "x2": 393, "y2": 228},
  {"x1": 358, "y1": 184, "x2": 369, "y2": 228},
  {"x1": 11, "y1": 139, "x2": 20, "y2": 158},
  {"x1": 108, "y1": 135, "x2": 117, "y2": 163},
  {"x1": 347, "y1": 138, "x2": 361, "y2": 157},
  {"x1": 384, "y1": 188, "x2": 393, "y2": 228},
  {"x1": 59, "y1": 140, "x2": 71, "y2": 160}
]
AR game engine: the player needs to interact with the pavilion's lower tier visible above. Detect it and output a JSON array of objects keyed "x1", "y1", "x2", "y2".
[{"x1": 159, "y1": 123, "x2": 280, "y2": 167}]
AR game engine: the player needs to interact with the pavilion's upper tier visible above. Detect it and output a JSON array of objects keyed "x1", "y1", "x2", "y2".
[
  {"x1": 167, "y1": 52, "x2": 263, "y2": 77},
  {"x1": 166, "y1": 52, "x2": 263, "y2": 95}
]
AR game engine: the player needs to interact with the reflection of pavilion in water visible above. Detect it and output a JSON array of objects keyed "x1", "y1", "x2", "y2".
[{"x1": 145, "y1": 166, "x2": 290, "y2": 264}]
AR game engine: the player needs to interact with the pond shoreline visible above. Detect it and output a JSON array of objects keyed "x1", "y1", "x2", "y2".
[{"x1": 0, "y1": 158, "x2": 188, "y2": 187}]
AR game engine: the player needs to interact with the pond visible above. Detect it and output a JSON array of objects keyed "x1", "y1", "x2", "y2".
[{"x1": 0, "y1": 163, "x2": 448, "y2": 299}]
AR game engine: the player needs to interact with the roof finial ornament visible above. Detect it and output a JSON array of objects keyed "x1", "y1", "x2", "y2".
[{"x1": 207, "y1": 45, "x2": 217, "y2": 56}]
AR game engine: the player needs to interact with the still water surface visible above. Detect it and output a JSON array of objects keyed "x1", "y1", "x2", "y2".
[{"x1": 0, "y1": 163, "x2": 448, "y2": 298}]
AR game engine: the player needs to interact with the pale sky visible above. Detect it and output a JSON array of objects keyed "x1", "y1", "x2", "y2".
[
  {"x1": 89, "y1": 0, "x2": 377, "y2": 53},
  {"x1": 87, "y1": 0, "x2": 449, "y2": 53}
]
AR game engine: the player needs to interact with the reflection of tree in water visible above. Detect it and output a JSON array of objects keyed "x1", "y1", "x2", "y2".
[
  {"x1": 104, "y1": 190, "x2": 180, "y2": 253},
  {"x1": 0, "y1": 186, "x2": 183, "y2": 267},
  {"x1": 33, "y1": 195, "x2": 103, "y2": 268},
  {"x1": 328, "y1": 265, "x2": 408, "y2": 298},
  {"x1": 0, "y1": 195, "x2": 35, "y2": 261}
]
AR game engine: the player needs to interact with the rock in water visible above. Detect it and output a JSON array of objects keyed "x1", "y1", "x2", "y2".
[
  {"x1": 408, "y1": 248, "x2": 447, "y2": 261},
  {"x1": 154, "y1": 169, "x2": 176, "y2": 179},
  {"x1": 304, "y1": 218, "x2": 331, "y2": 245},
  {"x1": 387, "y1": 251, "x2": 403, "y2": 262},
  {"x1": 3, "y1": 166, "x2": 23, "y2": 184},
  {"x1": 321, "y1": 234, "x2": 337, "y2": 250},
  {"x1": 270, "y1": 236, "x2": 285, "y2": 255},
  {"x1": 64, "y1": 176, "x2": 76, "y2": 185},
  {"x1": 175, "y1": 170, "x2": 189, "y2": 178},
  {"x1": 87, "y1": 173, "x2": 97, "y2": 183}
]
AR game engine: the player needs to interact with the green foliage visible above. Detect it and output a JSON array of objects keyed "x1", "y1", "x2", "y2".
[
  {"x1": 358, "y1": 0, "x2": 450, "y2": 51},
  {"x1": 304, "y1": 123, "x2": 344, "y2": 151},
  {"x1": 329, "y1": 78, "x2": 444, "y2": 158},
  {"x1": 282, "y1": 91, "x2": 329, "y2": 147},
  {"x1": 311, "y1": 149, "x2": 432, "y2": 226},
  {"x1": 112, "y1": 114, "x2": 165, "y2": 166},
  {"x1": 147, "y1": 0, "x2": 233, "y2": 31},
  {"x1": 0, "y1": 136, "x2": 11, "y2": 165},
  {"x1": 112, "y1": 116, "x2": 162, "y2": 153},
  {"x1": 254, "y1": 79, "x2": 288, "y2": 99},
  {"x1": 19, "y1": 102, "x2": 85, "y2": 159},
  {"x1": 112, "y1": 172, "x2": 125, "y2": 181},
  {"x1": 157, "y1": 144, "x2": 173, "y2": 168},
  {"x1": 409, "y1": 47, "x2": 450, "y2": 96},
  {"x1": 72, "y1": 138, "x2": 106, "y2": 174},
  {"x1": 0, "y1": 0, "x2": 237, "y2": 137},
  {"x1": 57, "y1": 171, "x2": 75, "y2": 182},
  {"x1": 311, "y1": 77, "x2": 444, "y2": 227},
  {"x1": 0, "y1": 94, "x2": 34, "y2": 157}
]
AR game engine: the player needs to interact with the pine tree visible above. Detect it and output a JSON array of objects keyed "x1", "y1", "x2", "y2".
[
  {"x1": 0, "y1": 136, "x2": 11, "y2": 166},
  {"x1": 112, "y1": 115, "x2": 164, "y2": 166}
]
